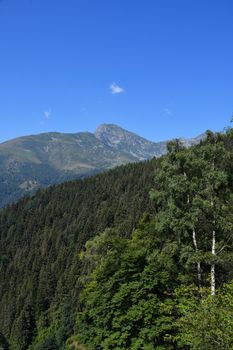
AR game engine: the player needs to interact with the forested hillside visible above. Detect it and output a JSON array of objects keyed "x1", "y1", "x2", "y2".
[
  {"x1": 0, "y1": 158, "x2": 158, "y2": 350},
  {"x1": 0, "y1": 129, "x2": 233, "y2": 350}
]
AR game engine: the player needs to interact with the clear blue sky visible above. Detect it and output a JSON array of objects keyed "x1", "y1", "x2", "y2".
[{"x1": 0, "y1": 0, "x2": 232, "y2": 143}]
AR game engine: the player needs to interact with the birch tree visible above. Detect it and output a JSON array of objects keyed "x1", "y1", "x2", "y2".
[{"x1": 151, "y1": 132, "x2": 233, "y2": 294}]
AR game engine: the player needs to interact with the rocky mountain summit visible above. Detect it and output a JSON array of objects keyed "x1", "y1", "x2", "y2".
[{"x1": 95, "y1": 124, "x2": 168, "y2": 159}]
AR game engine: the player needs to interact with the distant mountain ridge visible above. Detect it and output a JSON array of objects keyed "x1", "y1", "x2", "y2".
[{"x1": 0, "y1": 124, "x2": 203, "y2": 207}]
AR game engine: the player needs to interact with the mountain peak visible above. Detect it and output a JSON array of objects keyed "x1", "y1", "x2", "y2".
[
  {"x1": 95, "y1": 123, "x2": 146, "y2": 148},
  {"x1": 95, "y1": 123, "x2": 127, "y2": 138},
  {"x1": 95, "y1": 123, "x2": 151, "y2": 143},
  {"x1": 94, "y1": 123, "x2": 167, "y2": 160}
]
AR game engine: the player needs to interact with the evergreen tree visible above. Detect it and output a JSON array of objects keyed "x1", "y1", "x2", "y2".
[{"x1": 0, "y1": 332, "x2": 9, "y2": 350}]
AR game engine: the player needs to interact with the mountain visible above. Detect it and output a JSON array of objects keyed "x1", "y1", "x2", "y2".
[
  {"x1": 95, "y1": 124, "x2": 168, "y2": 159},
  {"x1": 0, "y1": 124, "x2": 203, "y2": 207}
]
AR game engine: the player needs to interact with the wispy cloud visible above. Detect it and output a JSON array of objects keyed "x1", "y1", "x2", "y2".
[
  {"x1": 164, "y1": 108, "x2": 172, "y2": 116},
  {"x1": 44, "y1": 108, "x2": 52, "y2": 120},
  {"x1": 109, "y1": 82, "x2": 125, "y2": 94},
  {"x1": 40, "y1": 108, "x2": 52, "y2": 125}
]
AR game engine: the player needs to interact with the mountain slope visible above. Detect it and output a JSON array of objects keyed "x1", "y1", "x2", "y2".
[
  {"x1": 0, "y1": 124, "x2": 203, "y2": 207},
  {"x1": 0, "y1": 129, "x2": 137, "y2": 207}
]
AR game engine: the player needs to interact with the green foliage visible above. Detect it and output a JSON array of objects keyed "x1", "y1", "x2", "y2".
[
  {"x1": 32, "y1": 334, "x2": 58, "y2": 350},
  {"x1": 174, "y1": 282, "x2": 233, "y2": 349},
  {"x1": 11, "y1": 304, "x2": 35, "y2": 350},
  {"x1": 75, "y1": 225, "x2": 178, "y2": 349}
]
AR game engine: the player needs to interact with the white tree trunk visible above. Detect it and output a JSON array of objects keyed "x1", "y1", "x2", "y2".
[
  {"x1": 185, "y1": 170, "x2": 202, "y2": 288},
  {"x1": 192, "y1": 228, "x2": 201, "y2": 286},
  {"x1": 211, "y1": 228, "x2": 216, "y2": 296},
  {"x1": 211, "y1": 151, "x2": 216, "y2": 296}
]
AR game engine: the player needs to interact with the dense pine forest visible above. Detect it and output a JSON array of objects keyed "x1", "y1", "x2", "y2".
[{"x1": 1, "y1": 129, "x2": 233, "y2": 349}]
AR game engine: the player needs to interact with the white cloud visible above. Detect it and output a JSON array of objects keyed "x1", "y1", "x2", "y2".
[
  {"x1": 110, "y1": 82, "x2": 125, "y2": 94},
  {"x1": 44, "y1": 108, "x2": 52, "y2": 120}
]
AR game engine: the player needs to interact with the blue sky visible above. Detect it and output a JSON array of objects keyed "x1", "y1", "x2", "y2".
[{"x1": 0, "y1": 0, "x2": 232, "y2": 143}]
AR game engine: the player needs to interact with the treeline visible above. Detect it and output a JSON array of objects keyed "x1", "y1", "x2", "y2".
[{"x1": 1, "y1": 130, "x2": 233, "y2": 349}]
